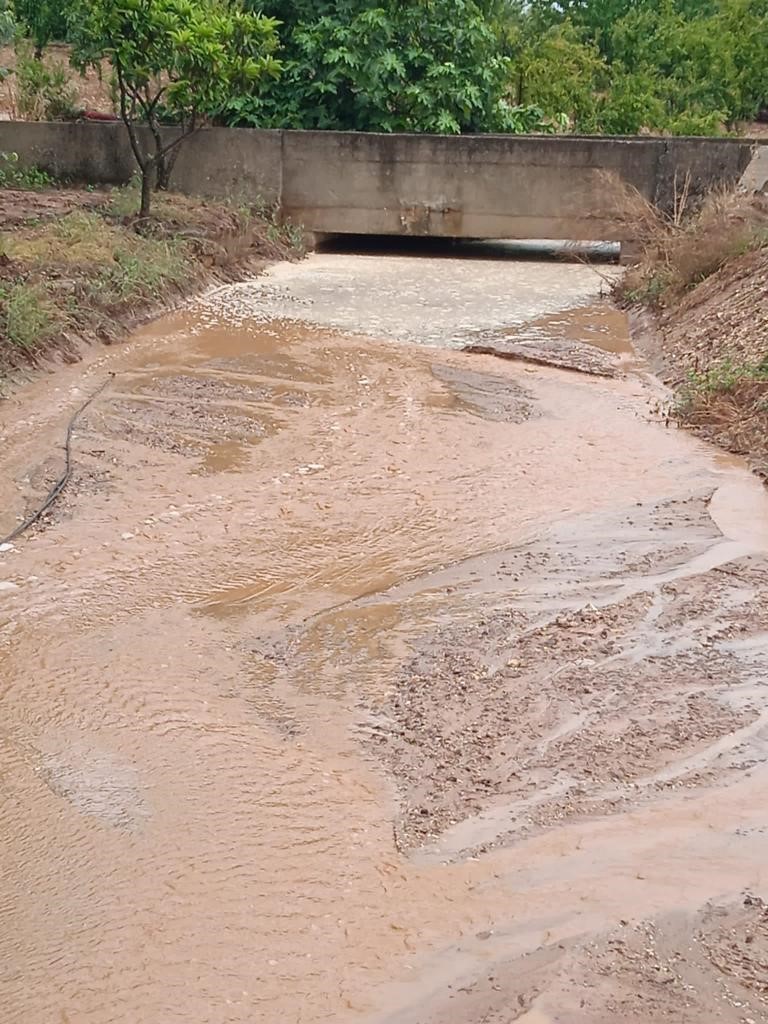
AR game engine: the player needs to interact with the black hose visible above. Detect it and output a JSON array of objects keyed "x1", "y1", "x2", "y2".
[{"x1": 0, "y1": 375, "x2": 113, "y2": 547}]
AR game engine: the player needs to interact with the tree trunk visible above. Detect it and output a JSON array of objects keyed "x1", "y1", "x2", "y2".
[
  {"x1": 116, "y1": 75, "x2": 152, "y2": 219},
  {"x1": 156, "y1": 143, "x2": 183, "y2": 191},
  {"x1": 140, "y1": 168, "x2": 152, "y2": 218},
  {"x1": 154, "y1": 125, "x2": 187, "y2": 191},
  {"x1": 148, "y1": 116, "x2": 168, "y2": 191},
  {"x1": 156, "y1": 152, "x2": 171, "y2": 191}
]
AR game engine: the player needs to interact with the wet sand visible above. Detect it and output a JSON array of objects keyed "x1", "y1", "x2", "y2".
[{"x1": 1, "y1": 252, "x2": 768, "y2": 1023}]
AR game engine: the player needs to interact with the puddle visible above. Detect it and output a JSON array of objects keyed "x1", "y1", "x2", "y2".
[
  {"x1": 462, "y1": 304, "x2": 641, "y2": 377},
  {"x1": 708, "y1": 471, "x2": 768, "y2": 551},
  {"x1": 507, "y1": 303, "x2": 634, "y2": 355},
  {"x1": 196, "y1": 439, "x2": 252, "y2": 475}
]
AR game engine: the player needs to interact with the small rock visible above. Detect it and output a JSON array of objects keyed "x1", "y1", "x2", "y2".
[{"x1": 0, "y1": 542, "x2": 14, "y2": 553}]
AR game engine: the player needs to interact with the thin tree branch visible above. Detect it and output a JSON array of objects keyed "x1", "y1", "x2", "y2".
[{"x1": 157, "y1": 115, "x2": 204, "y2": 161}]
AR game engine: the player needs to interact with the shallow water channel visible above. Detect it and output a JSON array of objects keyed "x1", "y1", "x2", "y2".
[{"x1": 1, "y1": 249, "x2": 768, "y2": 1023}]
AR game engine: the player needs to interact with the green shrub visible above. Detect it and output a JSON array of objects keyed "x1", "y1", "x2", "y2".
[
  {"x1": 0, "y1": 0, "x2": 15, "y2": 45},
  {"x1": 683, "y1": 359, "x2": 768, "y2": 397},
  {"x1": 0, "y1": 151, "x2": 53, "y2": 190},
  {"x1": 14, "y1": 41, "x2": 79, "y2": 121}
]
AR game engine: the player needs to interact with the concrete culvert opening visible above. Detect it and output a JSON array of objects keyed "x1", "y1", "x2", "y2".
[{"x1": 313, "y1": 233, "x2": 621, "y2": 263}]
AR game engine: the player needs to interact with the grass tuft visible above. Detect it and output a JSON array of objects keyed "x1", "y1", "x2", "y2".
[
  {"x1": 92, "y1": 239, "x2": 189, "y2": 305},
  {"x1": 6, "y1": 210, "x2": 124, "y2": 265},
  {"x1": 0, "y1": 282, "x2": 60, "y2": 352}
]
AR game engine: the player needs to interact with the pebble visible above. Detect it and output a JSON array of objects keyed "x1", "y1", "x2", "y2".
[{"x1": 0, "y1": 543, "x2": 14, "y2": 553}]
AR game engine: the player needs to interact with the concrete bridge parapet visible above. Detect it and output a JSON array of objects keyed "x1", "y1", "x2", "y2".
[{"x1": 0, "y1": 122, "x2": 763, "y2": 253}]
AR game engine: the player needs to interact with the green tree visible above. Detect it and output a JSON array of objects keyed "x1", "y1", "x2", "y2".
[
  {"x1": 509, "y1": 0, "x2": 766, "y2": 133},
  {"x1": 505, "y1": 19, "x2": 607, "y2": 129},
  {"x1": 0, "y1": 0, "x2": 15, "y2": 48},
  {"x1": 232, "y1": 0, "x2": 514, "y2": 134},
  {"x1": 716, "y1": 0, "x2": 768, "y2": 121},
  {"x1": 12, "y1": 0, "x2": 71, "y2": 56},
  {"x1": 70, "y1": 0, "x2": 280, "y2": 217},
  {"x1": 524, "y1": 0, "x2": 719, "y2": 56}
]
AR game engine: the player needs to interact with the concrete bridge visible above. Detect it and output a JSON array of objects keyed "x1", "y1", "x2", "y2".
[{"x1": 2, "y1": 122, "x2": 766, "y2": 256}]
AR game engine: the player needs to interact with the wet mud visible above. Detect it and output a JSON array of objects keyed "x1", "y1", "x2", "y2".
[
  {"x1": 1, "y1": 253, "x2": 768, "y2": 1023},
  {"x1": 463, "y1": 304, "x2": 636, "y2": 377},
  {"x1": 384, "y1": 895, "x2": 768, "y2": 1024}
]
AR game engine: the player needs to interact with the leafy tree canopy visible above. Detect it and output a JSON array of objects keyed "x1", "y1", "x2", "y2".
[
  {"x1": 211, "y1": 0, "x2": 766, "y2": 135},
  {"x1": 13, "y1": 0, "x2": 768, "y2": 138},
  {"x1": 229, "y1": 0, "x2": 554, "y2": 134},
  {"x1": 13, "y1": 0, "x2": 69, "y2": 54},
  {"x1": 69, "y1": 0, "x2": 280, "y2": 215},
  {"x1": 501, "y1": 0, "x2": 768, "y2": 133}
]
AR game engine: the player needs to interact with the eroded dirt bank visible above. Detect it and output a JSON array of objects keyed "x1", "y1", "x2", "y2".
[
  {"x1": 613, "y1": 191, "x2": 768, "y2": 482},
  {"x1": 1, "y1": 251, "x2": 768, "y2": 1023},
  {"x1": 0, "y1": 186, "x2": 300, "y2": 377},
  {"x1": 632, "y1": 245, "x2": 768, "y2": 481}
]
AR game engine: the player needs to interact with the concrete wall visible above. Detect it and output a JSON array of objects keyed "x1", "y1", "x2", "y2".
[
  {"x1": 740, "y1": 145, "x2": 768, "y2": 193},
  {"x1": 0, "y1": 121, "x2": 762, "y2": 242},
  {"x1": 0, "y1": 122, "x2": 284, "y2": 205}
]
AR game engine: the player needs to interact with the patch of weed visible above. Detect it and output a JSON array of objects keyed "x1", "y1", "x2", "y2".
[
  {"x1": 0, "y1": 152, "x2": 53, "y2": 191},
  {"x1": 681, "y1": 358, "x2": 768, "y2": 399},
  {"x1": 91, "y1": 237, "x2": 189, "y2": 306},
  {"x1": 619, "y1": 267, "x2": 674, "y2": 308},
  {"x1": 105, "y1": 180, "x2": 142, "y2": 219},
  {"x1": 607, "y1": 175, "x2": 768, "y2": 308},
  {"x1": 0, "y1": 282, "x2": 59, "y2": 351},
  {"x1": 5, "y1": 210, "x2": 122, "y2": 264},
  {"x1": 276, "y1": 220, "x2": 305, "y2": 251}
]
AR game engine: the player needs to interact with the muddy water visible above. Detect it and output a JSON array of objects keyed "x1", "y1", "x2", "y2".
[{"x1": 1, "y1": 253, "x2": 768, "y2": 1024}]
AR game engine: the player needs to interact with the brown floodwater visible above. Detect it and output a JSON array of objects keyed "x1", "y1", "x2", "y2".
[{"x1": 1, "y1": 253, "x2": 767, "y2": 1023}]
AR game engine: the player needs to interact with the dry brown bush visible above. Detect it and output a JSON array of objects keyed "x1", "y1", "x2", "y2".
[
  {"x1": 605, "y1": 172, "x2": 768, "y2": 308},
  {"x1": 677, "y1": 378, "x2": 768, "y2": 480}
]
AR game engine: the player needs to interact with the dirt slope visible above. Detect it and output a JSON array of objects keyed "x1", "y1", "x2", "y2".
[
  {"x1": 0, "y1": 44, "x2": 111, "y2": 119},
  {"x1": 655, "y1": 246, "x2": 768, "y2": 381}
]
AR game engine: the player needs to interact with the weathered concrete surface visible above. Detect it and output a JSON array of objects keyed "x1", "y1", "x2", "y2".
[
  {"x1": 740, "y1": 145, "x2": 768, "y2": 193},
  {"x1": 281, "y1": 131, "x2": 664, "y2": 240},
  {"x1": 0, "y1": 122, "x2": 283, "y2": 205},
  {"x1": 0, "y1": 121, "x2": 763, "y2": 242}
]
